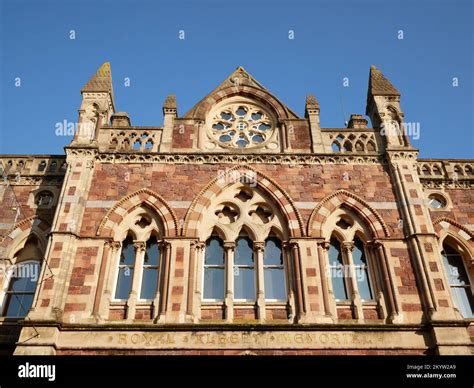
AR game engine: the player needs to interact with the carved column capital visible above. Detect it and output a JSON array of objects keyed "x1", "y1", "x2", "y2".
[
  {"x1": 191, "y1": 240, "x2": 205, "y2": 250},
  {"x1": 253, "y1": 242, "x2": 265, "y2": 253},
  {"x1": 133, "y1": 241, "x2": 146, "y2": 252},
  {"x1": 317, "y1": 240, "x2": 331, "y2": 250},
  {"x1": 110, "y1": 241, "x2": 122, "y2": 250},
  {"x1": 284, "y1": 241, "x2": 299, "y2": 250},
  {"x1": 368, "y1": 239, "x2": 384, "y2": 249},
  {"x1": 342, "y1": 241, "x2": 354, "y2": 252},
  {"x1": 160, "y1": 239, "x2": 172, "y2": 248},
  {"x1": 223, "y1": 241, "x2": 235, "y2": 251}
]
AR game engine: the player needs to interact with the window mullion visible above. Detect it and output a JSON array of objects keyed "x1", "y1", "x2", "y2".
[
  {"x1": 254, "y1": 241, "x2": 265, "y2": 321},
  {"x1": 223, "y1": 241, "x2": 235, "y2": 321}
]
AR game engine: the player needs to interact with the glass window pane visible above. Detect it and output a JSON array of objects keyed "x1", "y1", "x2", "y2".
[
  {"x1": 235, "y1": 236, "x2": 253, "y2": 265},
  {"x1": 5, "y1": 293, "x2": 34, "y2": 317},
  {"x1": 205, "y1": 237, "x2": 224, "y2": 265},
  {"x1": 264, "y1": 268, "x2": 286, "y2": 300},
  {"x1": 352, "y1": 238, "x2": 366, "y2": 266},
  {"x1": 115, "y1": 267, "x2": 133, "y2": 299},
  {"x1": 145, "y1": 240, "x2": 160, "y2": 266},
  {"x1": 203, "y1": 268, "x2": 225, "y2": 300},
  {"x1": 442, "y1": 251, "x2": 470, "y2": 286},
  {"x1": 452, "y1": 287, "x2": 474, "y2": 318},
  {"x1": 332, "y1": 271, "x2": 349, "y2": 300},
  {"x1": 234, "y1": 268, "x2": 255, "y2": 300},
  {"x1": 140, "y1": 268, "x2": 158, "y2": 299},
  {"x1": 120, "y1": 240, "x2": 136, "y2": 266},
  {"x1": 356, "y1": 268, "x2": 373, "y2": 300},
  {"x1": 8, "y1": 262, "x2": 40, "y2": 293},
  {"x1": 264, "y1": 238, "x2": 283, "y2": 265},
  {"x1": 329, "y1": 240, "x2": 348, "y2": 300},
  {"x1": 328, "y1": 240, "x2": 343, "y2": 266}
]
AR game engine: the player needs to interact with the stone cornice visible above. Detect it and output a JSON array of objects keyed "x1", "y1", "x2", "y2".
[
  {"x1": 2, "y1": 176, "x2": 65, "y2": 186},
  {"x1": 95, "y1": 152, "x2": 386, "y2": 165},
  {"x1": 420, "y1": 180, "x2": 473, "y2": 189}
]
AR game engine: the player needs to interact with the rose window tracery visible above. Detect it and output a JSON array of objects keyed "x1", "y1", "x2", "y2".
[{"x1": 209, "y1": 103, "x2": 275, "y2": 149}]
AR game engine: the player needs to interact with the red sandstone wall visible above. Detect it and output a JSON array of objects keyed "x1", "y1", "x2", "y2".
[{"x1": 81, "y1": 163, "x2": 403, "y2": 238}]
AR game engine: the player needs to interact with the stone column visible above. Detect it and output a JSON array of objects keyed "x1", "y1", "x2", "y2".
[
  {"x1": 224, "y1": 241, "x2": 235, "y2": 322},
  {"x1": 187, "y1": 240, "x2": 204, "y2": 320},
  {"x1": 288, "y1": 241, "x2": 306, "y2": 321},
  {"x1": 282, "y1": 242, "x2": 296, "y2": 322},
  {"x1": 317, "y1": 240, "x2": 335, "y2": 320},
  {"x1": 342, "y1": 241, "x2": 363, "y2": 322},
  {"x1": 192, "y1": 241, "x2": 205, "y2": 321},
  {"x1": 158, "y1": 240, "x2": 171, "y2": 322},
  {"x1": 254, "y1": 241, "x2": 266, "y2": 321},
  {"x1": 98, "y1": 240, "x2": 122, "y2": 319},
  {"x1": 372, "y1": 240, "x2": 401, "y2": 323},
  {"x1": 127, "y1": 241, "x2": 146, "y2": 321},
  {"x1": 92, "y1": 239, "x2": 111, "y2": 321}
]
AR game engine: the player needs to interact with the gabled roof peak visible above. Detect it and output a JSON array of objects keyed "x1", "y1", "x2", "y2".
[{"x1": 184, "y1": 66, "x2": 298, "y2": 119}]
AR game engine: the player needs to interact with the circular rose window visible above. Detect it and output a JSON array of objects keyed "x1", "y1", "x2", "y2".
[{"x1": 208, "y1": 103, "x2": 275, "y2": 149}]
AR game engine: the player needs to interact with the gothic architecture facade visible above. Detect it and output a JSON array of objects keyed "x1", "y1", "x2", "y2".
[{"x1": 0, "y1": 63, "x2": 473, "y2": 355}]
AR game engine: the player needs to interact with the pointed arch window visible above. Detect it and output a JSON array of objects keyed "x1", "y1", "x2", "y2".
[
  {"x1": 1, "y1": 236, "x2": 43, "y2": 318},
  {"x1": 140, "y1": 237, "x2": 160, "y2": 300},
  {"x1": 234, "y1": 235, "x2": 256, "y2": 300},
  {"x1": 203, "y1": 236, "x2": 225, "y2": 300},
  {"x1": 263, "y1": 237, "x2": 286, "y2": 300},
  {"x1": 327, "y1": 235, "x2": 374, "y2": 302},
  {"x1": 114, "y1": 236, "x2": 135, "y2": 300},
  {"x1": 442, "y1": 243, "x2": 474, "y2": 318}
]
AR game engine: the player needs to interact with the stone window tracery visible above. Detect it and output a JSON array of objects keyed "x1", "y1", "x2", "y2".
[
  {"x1": 198, "y1": 183, "x2": 290, "y2": 312},
  {"x1": 321, "y1": 208, "x2": 391, "y2": 321},
  {"x1": 207, "y1": 101, "x2": 277, "y2": 150},
  {"x1": 110, "y1": 207, "x2": 166, "y2": 315}
]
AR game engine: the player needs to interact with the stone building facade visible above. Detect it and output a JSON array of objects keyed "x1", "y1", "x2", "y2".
[{"x1": 0, "y1": 63, "x2": 473, "y2": 355}]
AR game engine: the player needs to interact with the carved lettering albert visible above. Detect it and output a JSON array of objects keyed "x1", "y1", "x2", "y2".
[{"x1": 111, "y1": 331, "x2": 385, "y2": 348}]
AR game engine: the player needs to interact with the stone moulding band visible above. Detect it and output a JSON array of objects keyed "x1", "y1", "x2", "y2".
[{"x1": 95, "y1": 152, "x2": 386, "y2": 165}]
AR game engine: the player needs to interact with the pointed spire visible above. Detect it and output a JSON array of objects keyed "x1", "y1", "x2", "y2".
[
  {"x1": 305, "y1": 94, "x2": 319, "y2": 109},
  {"x1": 368, "y1": 65, "x2": 400, "y2": 96},
  {"x1": 81, "y1": 62, "x2": 114, "y2": 95},
  {"x1": 163, "y1": 94, "x2": 177, "y2": 110},
  {"x1": 305, "y1": 94, "x2": 319, "y2": 118}
]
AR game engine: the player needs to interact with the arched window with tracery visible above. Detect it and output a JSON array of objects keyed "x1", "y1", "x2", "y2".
[
  {"x1": 317, "y1": 205, "x2": 392, "y2": 322},
  {"x1": 107, "y1": 206, "x2": 168, "y2": 321},
  {"x1": 198, "y1": 182, "x2": 292, "y2": 321}
]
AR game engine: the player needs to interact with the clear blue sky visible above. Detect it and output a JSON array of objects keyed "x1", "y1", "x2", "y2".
[{"x1": 1, "y1": 0, "x2": 473, "y2": 158}]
